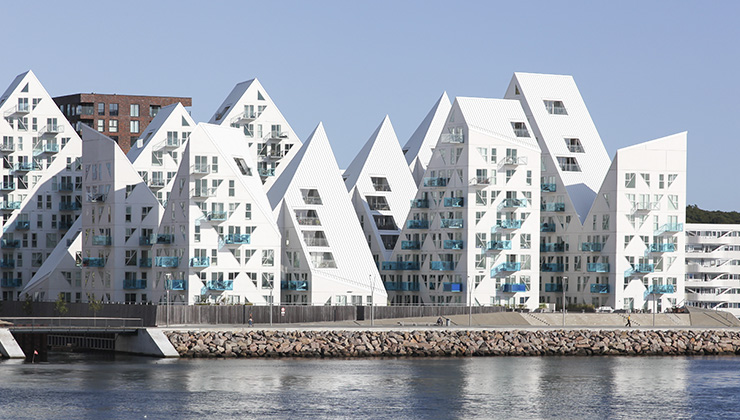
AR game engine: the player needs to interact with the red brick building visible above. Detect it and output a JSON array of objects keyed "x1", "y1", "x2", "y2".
[{"x1": 53, "y1": 93, "x2": 192, "y2": 154}]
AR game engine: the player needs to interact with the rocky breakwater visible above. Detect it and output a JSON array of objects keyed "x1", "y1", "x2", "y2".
[{"x1": 165, "y1": 329, "x2": 740, "y2": 358}]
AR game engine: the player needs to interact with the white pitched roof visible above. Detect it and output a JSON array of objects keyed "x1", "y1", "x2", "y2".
[
  {"x1": 127, "y1": 102, "x2": 195, "y2": 162},
  {"x1": 456, "y1": 97, "x2": 541, "y2": 152},
  {"x1": 402, "y1": 92, "x2": 451, "y2": 184}
]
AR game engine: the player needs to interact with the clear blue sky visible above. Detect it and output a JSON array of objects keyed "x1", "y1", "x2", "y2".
[{"x1": 3, "y1": 1, "x2": 738, "y2": 210}]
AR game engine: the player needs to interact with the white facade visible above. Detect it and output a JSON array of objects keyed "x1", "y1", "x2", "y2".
[
  {"x1": 209, "y1": 79, "x2": 301, "y2": 189},
  {"x1": 685, "y1": 223, "x2": 740, "y2": 317},
  {"x1": 402, "y1": 92, "x2": 451, "y2": 186},
  {"x1": 268, "y1": 123, "x2": 386, "y2": 306}
]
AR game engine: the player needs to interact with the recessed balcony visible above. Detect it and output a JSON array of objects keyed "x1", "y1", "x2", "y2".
[
  {"x1": 541, "y1": 263, "x2": 564, "y2": 272},
  {"x1": 430, "y1": 261, "x2": 455, "y2": 271},
  {"x1": 123, "y1": 279, "x2": 147, "y2": 290},
  {"x1": 381, "y1": 261, "x2": 420, "y2": 271},
  {"x1": 541, "y1": 202, "x2": 565, "y2": 212},
  {"x1": 206, "y1": 280, "x2": 233, "y2": 291},
  {"x1": 587, "y1": 263, "x2": 610, "y2": 273}
]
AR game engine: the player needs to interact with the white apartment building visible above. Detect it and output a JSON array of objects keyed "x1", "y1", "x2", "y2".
[
  {"x1": 268, "y1": 123, "x2": 386, "y2": 306},
  {"x1": 685, "y1": 223, "x2": 740, "y2": 317},
  {"x1": 383, "y1": 97, "x2": 541, "y2": 309},
  {"x1": 343, "y1": 116, "x2": 417, "y2": 267},
  {"x1": 0, "y1": 70, "x2": 83, "y2": 301},
  {"x1": 402, "y1": 92, "x2": 451, "y2": 186},
  {"x1": 208, "y1": 79, "x2": 301, "y2": 189}
]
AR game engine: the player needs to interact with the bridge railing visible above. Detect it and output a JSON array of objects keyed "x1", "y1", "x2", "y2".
[{"x1": 0, "y1": 317, "x2": 144, "y2": 329}]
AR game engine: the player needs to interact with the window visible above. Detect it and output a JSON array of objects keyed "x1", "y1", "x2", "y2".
[
  {"x1": 228, "y1": 180, "x2": 235, "y2": 196},
  {"x1": 109, "y1": 103, "x2": 119, "y2": 116},
  {"x1": 130, "y1": 120, "x2": 139, "y2": 133},
  {"x1": 97, "y1": 103, "x2": 105, "y2": 115},
  {"x1": 371, "y1": 177, "x2": 391, "y2": 191},
  {"x1": 625, "y1": 173, "x2": 636, "y2": 188},
  {"x1": 109, "y1": 120, "x2": 118, "y2": 132},
  {"x1": 212, "y1": 156, "x2": 218, "y2": 173},
  {"x1": 668, "y1": 194, "x2": 679, "y2": 210},
  {"x1": 602, "y1": 215, "x2": 610, "y2": 230},
  {"x1": 301, "y1": 189, "x2": 322, "y2": 205},
  {"x1": 511, "y1": 122, "x2": 530, "y2": 138},
  {"x1": 97, "y1": 119, "x2": 105, "y2": 132},
  {"x1": 641, "y1": 173, "x2": 650, "y2": 188},
  {"x1": 565, "y1": 138, "x2": 584, "y2": 153},
  {"x1": 262, "y1": 250, "x2": 274, "y2": 266},
  {"x1": 556, "y1": 157, "x2": 581, "y2": 172},
  {"x1": 245, "y1": 203, "x2": 251, "y2": 220},
  {"x1": 149, "y1": 105, "x2": 161, "y2": 117},
  {"x1": 130, "y1": 104, "x2": 139, "y2": 117},
  {"x1": 234, "y1": 158, "x2": 251, "y2": 176},
  {"x1": 544, "y1": 100, "x2": 567, "y2": 115},
  {"x1": 526, "y1": 170, "x2": 532, "y2": 186}
]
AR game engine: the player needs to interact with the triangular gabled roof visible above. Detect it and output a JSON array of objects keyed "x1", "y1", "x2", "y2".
[
  {"x1": 0, "y1": 70, "x2": 39, "y2": 107},
  {"x1": 21, "y1": 218, "x2": 82, "y2": 299},
  {"x1": 456, "y1": 97, "x2": 541, "y2": 152},
  {"x1": 402, "y1": 92, "x2": 451, "y2": 185},
  {"x1": 127, "y1": 102, "x2": 195, "y2": 162}
]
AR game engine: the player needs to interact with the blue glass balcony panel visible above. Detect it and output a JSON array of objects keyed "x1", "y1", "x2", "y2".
[
  {"x1": 590, "y1": 284, "x2": 610, "y2": 294},
  {"x1": 587, "y1": 263, "x2": 610, "y2": 272},
  {"x1": 282, "y1": 280, "x2": 309, "y2": 291},
  {"x1": 166, "y1": 279, "x2": 187, "y2": 291},
  {"x1": 541, "y1": 263, "x2": 564, "y2": 272},
  {"x1": 381, "y1": 261, "x2": 420, "y2": 271},
  {"x1": 487, "y1": 240, "x2": 512, "y2": 251},
  {"x1": 540, "y1": 223, "x2": 556, "y2": 232},
  {"x1": 541, "y1": 202, "x2": 565, "y2": 212},
  {"x1": 581, "y1": 242, "x2": 603, "y2": 252},
  {"x1": 500, "y1": 283, "x2": 527, "y2": 293},
  {"x1": 545, "y1": 283, "x2": 563, "y2": 293},
  {"x1": 123, "y1": 279, "x2": 147, "y2": 290},
  {"x1": 443, "y1": 197, "x2": 464, "y2": 207},
  {"x1": 440, "y1": 218, "x2": 464, "y2": 229},
  {"x1": 491, "y1": 262, "x2": 521, "y2": 277},
  {"x1": 423, "y1": 177, "x2": 448, "y2": 187},
  {"x1": 649, "y1": 243, "x2": 676, "y2": 252},
  {"x1": 410, "y1": 199, "x2": 429, "y2": 208},
  {"x1": 155, "y1": 256, "x2": 180, "y2": 268},
  {"x1": 92, "y1": 235, "x2": 112, "y2": 246},
  {"x1": 443, "y1": 240, "x2": 464, "y2": 250},
  {"x1": 1, "y1": 278, "x2": 22, "y2": 288},
  {"x1": 406, "y1": 220, "x2": 429, "y2": 229},
  {"x1": 139, "y1": 258, "x2": 152, "y2": 268},
  {"x1": 541, "y1": 183, "x2": 557, "y2": 193},
  {"x1": 207, "y1": 280, "x2": 234, "y2": 291},
  {"x1": 442, "y1": 282, "x2": 463, "y2": 292},
  {"x1": 401, "y1": 240, "x2": 420, "y2": 250},
  {"x1": 540, "y1": 243, "x2": 565, "y2": 252},
  {"x1": 190, "y1": 257, "x2": 210, "y2": 267},
  {"x1": 430, "y1": 261, "x2": 455, "y2": 271},
  {"x1": 82, "y1": 258, "x2": 105, "y2": 267},
  {"x1": 224, "y1": 234, "x2": 251, "y2": 245}
]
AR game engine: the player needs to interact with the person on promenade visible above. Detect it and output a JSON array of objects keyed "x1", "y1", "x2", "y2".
[
  {"x1": 625, "y1": 314, "x2": 632, "y2": 327},
  {"x1": 436, "y1": 317, "x2": 443, "y2": 326},
  {"x1": 248, "y1": 313, "x2": 254, "y2": 327}
]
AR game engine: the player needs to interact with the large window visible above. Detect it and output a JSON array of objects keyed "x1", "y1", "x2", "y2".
[
  {"x1": 97, "y1": 103, "x2": 105, "y2": 115},
  {"x1": 130, "y1": 120, "x2": 139, "y2": 133},
  {"x1": 556, "y1": 157, "x2": 581, "y2": 172},
  {"x1": 511, "y1": 122, "x2": 530, "y2": 138},
  {"x1": 130, "y1": 104, "x2": 140, "y2": 117},
  {"x1": 109, "y1": 119, "x2": 118, "y2": 132},
  {"x1": 149, "y1": 105, "x2": 161, "y2": 117},
  {"x1": 544, "y1": 100, "x2": 567, "y2": 115},
  {"x1": 97, "y1": 119, "x2": 105, "y2": 132},
  {"x1": 564, "y1": 138, "x2": 584, "y2": 153},
  {"x1": 109, "y1": 103, "x2": 119, "y2": 116}
]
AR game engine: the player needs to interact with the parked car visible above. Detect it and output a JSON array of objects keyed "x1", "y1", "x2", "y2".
[{"x1": 596, "y1": 306, "x2": 614, "y2": 313}]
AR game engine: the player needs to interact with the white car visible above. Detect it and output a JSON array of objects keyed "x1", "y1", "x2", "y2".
[{"x1": 596, "y1": 306, "x2": 614, "y2": 313}]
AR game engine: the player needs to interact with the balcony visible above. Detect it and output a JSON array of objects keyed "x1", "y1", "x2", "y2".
[
  {"x1": 439, "y1": 133, "x2": 465, "y2": 144},
  {"x1": 581, "y1": 242, "x2": 602, "y2": 252},
  {"x1": 191, "y1": 164, "x2": 210, "y2": 175},
  {"x1": 0, "y1": 259, "x2": 15, "y2": 269},
  {"x1": 155, "y1": 256, "x2": 180, "y2": 268},
  {"x1": 0, "y1": 182, "x2": 15, "y2": 191},
  {"x1": 487, "y1": 240, "x2": 512, "y2": 251},
  {"x1": 190, "y1": 257, "x2": 210, "y2": 268},
  {"x1": 590, "y1": 284, "x2": 610, "y2": 294},
  {"x1": 59, "y1": 202, "x2": 82, "y2": 211},
  {"x1": 38, "y1": 125, "x2": 64, "y2": 135},
  {"x1": 646, "y1": 284, "x2": 675, "y2": 295},
  {"x1": 384, "y1": 281, "x2": 420, "y2": 292},
  {"x1": 268, "y1": 131, "x2": 289, "y2": 140},
  {"x1": 541, "y1": 183, "x2": 557, "y2": 193},
  {"x1": 496, "y1": 219, "x2": 522, "y2": 230},
  {"x1": 190, "y1": 188, "x2": 216, "y2": 199},
  {"x1": 401, "y1": 240, "x2": 421, "y2": 250},
  {"x1": 440, "y1": 218, "x2": 463, "y2": 229},
  {"x1": 632, "y1": 202, "x2": 660, "y2": 212},
  {"x1": 540, "y1": 223, "x2": 556, "y2": 233},
  {"x1": 541, "y1": 202, "x2": 565, "y2": 212},
  {"x1": 443, "y1": 240, "x2": 464, "y2": 250},
  {"x1": 500, "y1": 156, "x2": 528, "y2": 166},
  {"x1": 4, "y1": 104, "x2": 29, "y2": 116},
  {"x1": 148, "y1": 179, "x2": 166, "y2": 189},
  {"x1": 406, "y1": 220, "x2": 429, "y2": 229},
  {"x1": 442, "y1": 282, "x2": 463, "y2": 292},
  {"x1": 139, "y1": 258, "x2": 152, "y2": 268},
  {"x1": 500, "y1": 283, "x2": 527, "y2": 293},
  {"x1": 282, "y1": 280, "x2": 309, "y2": 291},
  {"x1": 587, "y1": 263, "x2": 610, "y2": 273},
  {"x1": 157, "y1": 234, "x2": 174, "y2": 244},
  {"x1": 123, "y1": 279, "x2": 147, "y2": 290},
  {"x1": 32, "y1": 144, "x2": 60, "y2": 156},
  {"x1": 541, "y1": 263, "x2": 564, "y2": 272},
  {"x1": 15, "y1": 221, "x2": 30, "y2": 230},
  {"x1": 1, "y1": 278, "x2": 22, "y2": 288},
  {"x1": 232, "y1": 111, "x2": 257, "y2": 125},
  {"x1": 423, "y1": 177, "x2": 448, "y2": 187},
  {"x1": 0, "y1": 201, "x2": 21, "y2": 211},
  {"x1": 139, "y1": 235, "x2": 156, "y2": 246},
  {"x1": 58, "y1": 221, "x2": 74, "y2": 230},
  {"x1": 649, "y1": 243, "x2": 676, "y2": 253},
  {"x1": 258, "y1": 168, "x2": 276, "y2": 177},
  {"x1": 206, "y1": 280, "x2": 233, "y2": 291},
  {"x1": 13, "y1": 162, "x2": 41, "y2": 172},
  {"x1": 166, "y1": 279, "x2": 187, "y2": 291},
  {"x1": 92, "y1": 235, "x2": 112, "y2": 246},
  {"x1": 655, "y1": 223, "x2": 684, "y2": 235},
  {"x1": 0, "y1": 144, "x2": 15, "y2": 153},
  {"x1": 82, "y1": 258, "x2": 105, "y2": 267},
  {"x1": 296, "y1": 215, "x2": 321, "y2": 226},
  {"x1": 545, "y1": 283, "x2": 563, "y2": 293},
  {"x1": 491, "y1": 262, "x2": 521, "y2": 277},
  {"x1": 443, "y1": 197, "x2": 464, "y2": 207},
  {"x1": 86, "y1": 193, "x2": 107, "y2": 203},
  {"x1": 430, "y1": 261, "x2": 455, "y2": 271},
  {"x1": 635, "y1": 264, "x2": 655, "y2": 273},
  {"x1": 410, "y1": 199, "x2": 429, "y2": 208},
  {"x1": 1, "y1": 239, "x2": 20, "y2": 249},
  {"x1": 381, "y1": 261, "x2": 420, "y2": 271},
  {"x1": 470, "y1": 176, "x2": 493, "y2": 187},
  {"x1": 207, "y1": 211, "x2": 228, "y2": 221},
  {"x1": 224, "y1": 234, "x2": 251, "y2": 245},
  {"x1": 498, "y1": 198, "x2": 527, "y2": 210},
  {"x1": 540, "y1": 243, "x2": 565, "y2": 252}
]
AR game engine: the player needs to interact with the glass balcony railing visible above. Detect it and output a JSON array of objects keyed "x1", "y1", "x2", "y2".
[
  {"x1": 487, "y1": 240, "x2": 512, "y2": 251},
  {"x1": 166, "y1": 279, "x2": 187, "y2": 291},
  {"x1": 401, "y1": 240, "x2": 420, "y2": 250},
  {"x1": 0, "y1": 201, "x2": 21, "y2": 211},
  {"x1": 410, "y1": 199, "x2": 429, "y2": 208},
  {"x1": 296, "y1": 216, "x2": 321, "y2": 226},
  {"x1": 649, "y1": 243, "x2": 676, "y2": 253},
  {"x1": 430, "y1": 261, "x2": 455, "y2": 271},
  {"x1": 646, "y1": 284, "x2": 675, "y2": 295},
  {"x1": 384, "y1": 281, "x2": 420, "y2": 292},
  {"x1": 0, "y1": 183, "x2": 16, "y2": 191},
  {"x1": 406, "y1": 220, "x2": 428, "y2": 229},
  {"x1": 501, "y1": 156, "x2": 528, "y2": 166},
  {"x1": 0, "y1": 278, "x2": 22, "y2": 288},
  {"x1": 381, "y1": 261, "x2": 420, "y2": 271},
  {"x1": 443, "y1": 197, "x2": 464, "y2": 207},
  {"x1": 190, "y1": 257, "x2": 210, "y2": 268},
  {"x1": 655, "y1": 223, "x2": 684, "y2": 235},
  {"x1": 123, "y1": 279, "x2": 147, "y2": 290},
  {"x1": 139, "y1": 258, "x2": 152, "y2": 268},
  {"x1": 499, "y1": 198, "x2": 527, "y2": 210},
  {"x1": 440, "y1": 218, "x2": 464, "y2": 229},
  {"x1": 207, "y1": 280, "x2": 233, "y2": 291},
  {"x1": 0, "y1": 259, "x2": 15, "y2": 268},
  {"x1": 59, "y1": 202, "x2": 82, "y2": 211},
  {"x1": 442, "y1": 282, "x2": 463, "y2": 292},
  {"x1": 500, "y1": 283, "x2": 527, "y2": 293},
  {"x1": 139, "y1": 235, "x2": 157, "y2": 246},
  {"x1": 540, "y1": 223, "x2": 556, "y2": 232},
  {"x1": 443, "y1": 240, "x2": 464, "y2": 250},
  {"x1": 541, "y1": 202, "x2": 565, "y2": 212},
  {"x1": 82, "y1": 258, "x2": 105, "y2": 267},
  {"x1": 540, "y1": 243, "x2": 565, "y2": 252},
  {"x1": 587, "y1": 263, "x2": 610, "y2": 272},
  {"x1": 32, "y1": 144, "x2": 59, "y2": 155},
  {"x1": 581, "y1": 242, "x2": 602, "y2": 252},
  {"x1": 14, "y1": 220, "x2": 30, "y2": 230},
  {"x1": 491, "y1": 262, "x2": 521, "y2": 277},
  {"x1": 92, "y1": 235, "x2": 112, "y2": 246},
  {"x1": 224, "y1": 234, "x2": 251, "y2": 245},
  {"x1": 258, "y1": 168, "x2": 276, "y2": 177},
  {"x1": 545, "y1": 283, "x2": 563, "y2": 293},
  {"x1": 541, "y1": 183, "x2": 556, "y2": 193},
  {"x1": 634, "y1": 264, "x2": 654, "y2": 273},
  {"x1": 282, "y1": 280, "x2": 309, "y2": 291},
  {"x1": 59, "y1": 183, "x2": 74, "y2": 192},
  {"x1": 590, "y1": 284, "x2": 610, "y2": 294},
  {"x1": 440, "y1": 133, "x2": 465, "y2": 144},
  {"x1": 155, "y1": 256, "x2": 180, "y2": 268},
  {"x1": 423, "y1": 177, "x2": 448, "y2": 187},
  {"x1": 541, "y1": 263, "x2": 564, "y2": 272},
  {"x1": 13, "y1": 162, "x2": 41, "y2": 172},
  {"x1": 207, "y1": 211, "x2": 228, "y2": 221},
  {"x1": 496, "y1": 220, "x2": 522, "y2": 229},
  {"x1": 1, "y1": 239, "x2": 20, "y2": 249},
  {"x1": 191, "y1": 164, "x2": 210, "y2": 175},
  {"x1": 58, "y1": 221, "x2": 74, "y2": 230},
  {"x1": 157, "y1": 234, "x2": 174, "y2": 244}
]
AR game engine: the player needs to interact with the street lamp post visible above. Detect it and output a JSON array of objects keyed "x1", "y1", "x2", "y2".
[
  {"x1": 562, "y1": 276, "x2": 568, "y2": 327},
  {"x1": 369, "y1": 274, "x2": 375, "y2": 327},
  {"x1": 166, "y1": 290, "x2": 170, "y2": 327},
  {"x1": 468, "y1": 275, "x2": 472, "y2": 327},
  {"x1": 269, "y1": 285, "x2": 273, "y2": 326}
]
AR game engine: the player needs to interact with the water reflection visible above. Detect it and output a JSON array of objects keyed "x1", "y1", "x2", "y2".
[{"x1": 0, "y1": 353, "x2": 737, "y2": 419}]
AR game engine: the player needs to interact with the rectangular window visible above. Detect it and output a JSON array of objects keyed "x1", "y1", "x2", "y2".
[
  {"x1": 245, "y1": 203, "x2": 251, "y2": 220},
  {"x1": 109, "y1": 120, "x2": 118, "y2": 132},
  {"x1": 97, "y1": 119, "x2": 105, "y2": 132},
  {"x1": 97, "y1": 103, "x2": 105, "y2": 115},
  {"x1": 564, "y1": 138, "x2": 584, "y2": 153},
  {"x1": 511, "y1": 122, "x2": 530, "y2": 138},
  {"x1": 625, "y1": 173, "x2": 636, "y2": 188},
  {"x1": 228, "y1": 180, "x2": 235, "y2": 197},
  {"x1": 130, "y1": 120, "x2": 139, "y2": 133},
  {"x1": 262, "y1": 250, "x2": 274, "y2": 266},
  {"x1": 556, "y1": 157, "x2": 581, "y2": 172},
  {"x1": 544, "y1": 100, "x2": 567, "y2": 115},
  {"x1": 109, "y1": 103, "x2": 119, "y2": 116},
  {"x1": 130, "y1": 104, "x2": 140, "y2": 117},
  {"x1": 149, "y1": 105, "x2": 161, "y2": 117}
]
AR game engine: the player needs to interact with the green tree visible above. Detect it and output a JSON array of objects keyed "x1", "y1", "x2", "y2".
[
  {"x1": 54, "y1": 293, "x2": 69, "y2": 316},
  {"x1": 22, "y1": 293, "x2": 33, "y2": 316}
]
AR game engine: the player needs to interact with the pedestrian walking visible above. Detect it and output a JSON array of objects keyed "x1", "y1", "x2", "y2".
[
  {"x1": 625, "y1": 314, "x2": 632, "y2": 327},
  {"x1": 248, "y1": 313, "x2": 253, "y2": 327}
]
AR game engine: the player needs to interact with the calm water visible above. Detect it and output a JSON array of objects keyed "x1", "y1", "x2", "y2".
[{"x1": 1, "y1": 353, "x2": 740, "y2": 419}]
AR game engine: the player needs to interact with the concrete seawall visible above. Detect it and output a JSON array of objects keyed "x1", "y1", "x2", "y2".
[{"x1": 166, "y1": 329, "x2": 740, "y2": 358}]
